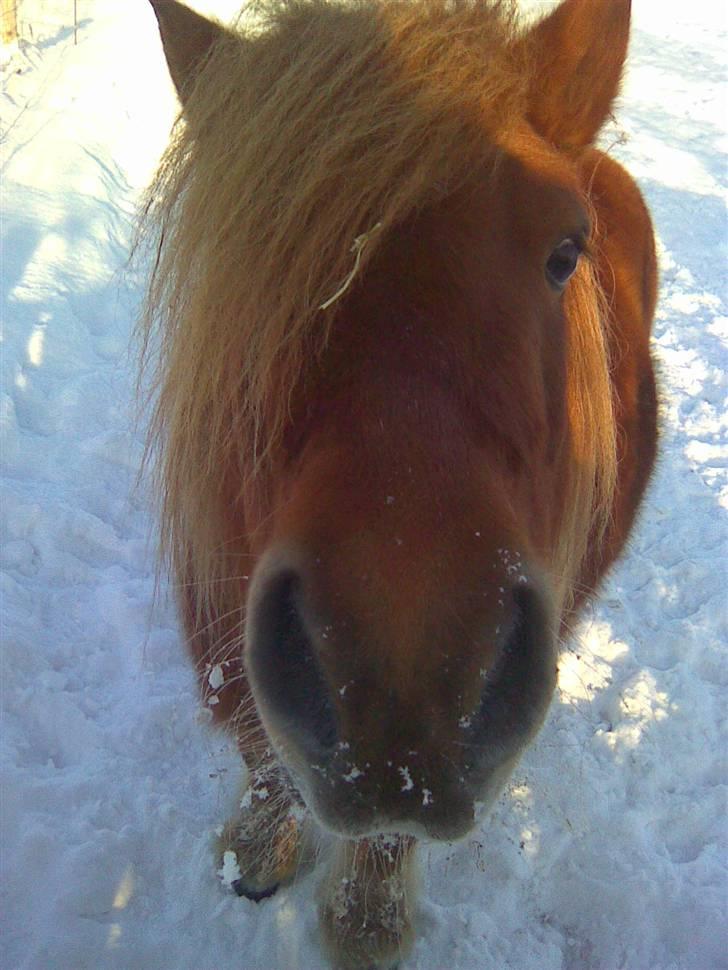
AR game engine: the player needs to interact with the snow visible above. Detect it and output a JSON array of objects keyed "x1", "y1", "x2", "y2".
[
  {"x1": 219, "y1": 850, "x2": 243, "y2": 889},
  {"x1": 400, "y1": 766, "x2": 415, "y2": 793},
  {"x1": 208, "y1": 664, "x2": 226, "y2": 691},
  {"x1": 1, "y1": 2, "x2": 726, "y2": 969}
]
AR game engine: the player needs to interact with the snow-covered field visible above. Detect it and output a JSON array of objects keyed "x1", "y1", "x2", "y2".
[{"x1": 1, "y1": 2, "x2": 726, "y2": 968}]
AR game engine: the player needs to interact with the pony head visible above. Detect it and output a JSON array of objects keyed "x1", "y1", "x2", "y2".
[{"x1": 144, "y1": 0, "x2": 627, "y2": 841}]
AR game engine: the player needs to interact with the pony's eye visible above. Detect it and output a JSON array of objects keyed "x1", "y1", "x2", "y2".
[{"x1": 546, "y1": 238, "x2": 581, "y2": 290}]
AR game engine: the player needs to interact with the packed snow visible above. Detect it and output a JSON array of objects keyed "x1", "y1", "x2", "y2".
[{"x1": 1, "y1": 2, "x2": 726, "y2": 968}]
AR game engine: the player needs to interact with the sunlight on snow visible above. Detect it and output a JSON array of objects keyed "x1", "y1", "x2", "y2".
[
  {"x1": 519, "y1": 826, "x2": 540, "y2": 858},
  {"x1": 27, "y1": 324, "x2": 45, "y2": 366},
  {"x1": 558, "y1": 623, "x2": 628, "y2": 703},
  {"x1": 509, "y1": 783, "x2": 533, "y2": 805},
  {"x1": 113, "y1": 865, "x2": 135, "y2": 909},
  {"x1": 602, "y1": 670, "x2": 673, "y2": 754},
  {"x1": 559, "y1": 623, "x2": 674, "y2": 754},
  {"x1": 619, "y1": 671, "x2": 671, "y2": 726},
  {"x1": 508, "y1": 783, "x2": 541, "y2": 859},
  {"x1": 106, "y1": 865, "x2": 135, "y2": 950}
]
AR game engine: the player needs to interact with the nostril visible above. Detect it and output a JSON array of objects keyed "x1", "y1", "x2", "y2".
[
  {"x1": 246, "y1": 569, "x2": 338, "y2": 756},
  {"x1": 473, "y1": 583, "x2": 557, "y2": 752}
]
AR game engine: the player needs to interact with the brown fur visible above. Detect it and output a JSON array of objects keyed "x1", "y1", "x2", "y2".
[{"x1": 141, "y1": 1, "x2": 656, "y2": 967}]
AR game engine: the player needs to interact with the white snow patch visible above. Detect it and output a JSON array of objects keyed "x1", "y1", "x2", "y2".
[
  {"x1": 398, "y1": 766, "x2": 414, "y2": 792},
  {"x1": 207, "y1": 664, "x2": 225, "y2": 690},
  {"x1": 218, "y1": 851, "x2": 242, "y2": 888}
]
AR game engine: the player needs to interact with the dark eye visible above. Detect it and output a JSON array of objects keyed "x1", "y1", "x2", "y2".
[{"x1": 545, "y1": 238, "x2": 582, "y2": 290}]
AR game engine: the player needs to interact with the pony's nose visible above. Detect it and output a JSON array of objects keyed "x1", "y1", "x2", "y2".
[{"x1": 246, "y1": 565, "x2": 339, "y2": 758}]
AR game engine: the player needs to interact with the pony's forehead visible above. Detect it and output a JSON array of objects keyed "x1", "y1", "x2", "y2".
[{"x1": 496, "y1": 123, "x2": 585, "y2": 198}]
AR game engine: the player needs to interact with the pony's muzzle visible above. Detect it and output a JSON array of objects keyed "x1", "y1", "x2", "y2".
[{"x1": 246, "y1": 547, "x2": 558, "y2": 841}]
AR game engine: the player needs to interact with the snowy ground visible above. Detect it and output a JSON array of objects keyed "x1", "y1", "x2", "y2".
[{"x1": 1, "y1": 2, "x2": 726, "y2": 969}]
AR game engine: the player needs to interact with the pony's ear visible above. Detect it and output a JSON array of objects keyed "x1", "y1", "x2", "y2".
[
  {"x1": 149, "y1": 0, "x2": 233, "y2": 103},
  {"x1": 518, "y1": 0, "x2": 631, "y2": 150}
]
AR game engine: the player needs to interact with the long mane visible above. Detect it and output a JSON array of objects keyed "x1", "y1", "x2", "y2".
[{"x1": 137, "y1": 0, "x2": 615, "y2": 616}]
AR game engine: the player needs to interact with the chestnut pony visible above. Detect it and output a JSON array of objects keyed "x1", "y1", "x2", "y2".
[{"x1": 141, "y1": 0, "x2": 657, "y2": 966}]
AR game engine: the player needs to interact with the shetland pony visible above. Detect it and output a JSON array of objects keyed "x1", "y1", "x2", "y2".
[{"x1": 141, "y1": 0, "x2": 657, "y2": 966}]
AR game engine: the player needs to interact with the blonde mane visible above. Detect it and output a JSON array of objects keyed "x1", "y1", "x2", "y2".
[
  {"x1": 558, "y1": 253, "x2": 617, "y2": 613},
  {"x1": 137, "y1": 0, "x2": 616, "y2": 617}
]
